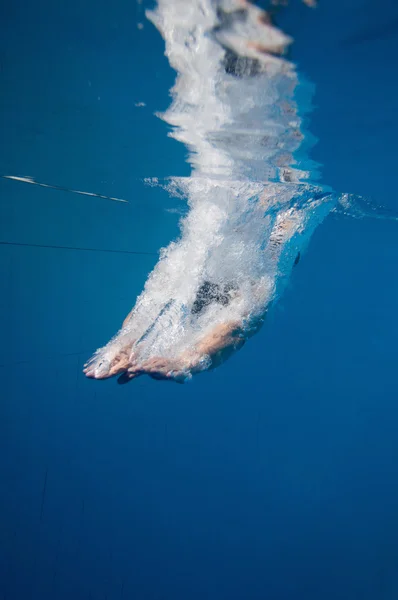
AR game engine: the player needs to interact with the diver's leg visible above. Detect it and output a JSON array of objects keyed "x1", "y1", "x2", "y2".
[
  {"x1": 85, "y1": 295, "x2": 160, "y2": 380},
  {"x1": 83, "y1": 339, "x2": 134, "y2": 379},
  {"x1": 83, "y1": 323, "x2": 139, "y2": 379},
  {"x1": 125, "y1": 320, "x2": 245, "y2": 382},
  {"x1": 122, "y1": 307, "x2": 135, "y2": 328},
  {"x1": 267, "y1": 207, "x2": 304, "y2": 263}
]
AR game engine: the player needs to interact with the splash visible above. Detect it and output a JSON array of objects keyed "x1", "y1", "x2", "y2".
[{"x1": 84, "y1": 0, "x2": 336, "y2": 383}]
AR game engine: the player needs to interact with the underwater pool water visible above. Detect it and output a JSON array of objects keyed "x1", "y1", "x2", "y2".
[{"x1": 1, "y1": 0, "x2": 398, "y2": 598}]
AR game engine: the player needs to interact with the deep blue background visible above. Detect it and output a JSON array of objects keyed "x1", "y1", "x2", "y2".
[{"x1": 1, "y1": 1, "x2": 398, "y2": 598}]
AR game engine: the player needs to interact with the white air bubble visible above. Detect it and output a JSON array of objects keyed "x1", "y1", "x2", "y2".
[{"x1": 88, "y1": 0, "x2": 336, "y2": 373}]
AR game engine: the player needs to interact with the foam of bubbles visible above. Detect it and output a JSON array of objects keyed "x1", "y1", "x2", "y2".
[{"x1": 87, "y1": 0, "x2": 337, "y2": 376}]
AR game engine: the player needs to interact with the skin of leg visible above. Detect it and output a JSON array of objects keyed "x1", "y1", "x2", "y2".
[
  {"x1": 83, "y1": 302, "x2": 139, "y2": 379},
  {"x1": 84, "y1": 0, "x2": 314, "y2": 385},
  {"x1": 83, "y1": 328, "x2": 137, "y2": 379},
  {"x1": 85, "y1": 302, "x2": 245, "y2": 382},
  {"x1": 84, "y1": 347, "x2": 132, "y2": 379},
  {"x1": 127, "y1": 320, "x2": 246, "y2": 381},
  {"x1": 122, "y1": 307, "x2": 135, "y2": 328}
]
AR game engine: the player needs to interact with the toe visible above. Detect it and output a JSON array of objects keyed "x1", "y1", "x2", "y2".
[
  {"x1": 108, "y1": 358, "x2": 129, "y2": 377},
  {"x1": 85, "y1": 357, "x2": 111, "y2": 379}
]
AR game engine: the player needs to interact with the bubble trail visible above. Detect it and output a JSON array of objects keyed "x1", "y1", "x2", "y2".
[{"x1": 84, "y1": 0, "x2": 336, "y2": 383}]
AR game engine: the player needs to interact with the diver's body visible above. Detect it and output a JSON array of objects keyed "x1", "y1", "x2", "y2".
[
  {"x1": 84, "y1": 205, "x2": 303, "y2": 383},
  {"x1": 83, "y1": 0, "x2": 315, "y2": 384}
]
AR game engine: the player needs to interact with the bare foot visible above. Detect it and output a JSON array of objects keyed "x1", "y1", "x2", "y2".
[
  {"x1": 83, "y1": 336, "x2": 137, "y2": 380},
  {"x1": 126, "y1": 356, "x2": 192, "y2": 383}
]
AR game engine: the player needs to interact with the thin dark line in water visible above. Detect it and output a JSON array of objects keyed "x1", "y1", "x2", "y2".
[
  {"x1": 1, "y1": 175, "x2": 129, "y2": 203},
  {"x1": 74, "y1": 356, "x2": 80, "y2": 405},
  {"x1": 75, "y1": 497, "x2": 85, "y2": 556},
  {"x1": 30, "y1": 532, "x2": 39, "y2": 599},
  {"x1": 343, "y1": 15, "x2": 398, "y2": 45},
  {"x1": 0, "y1": 240, "x2": 157, "y2": 256},
  {"x1": 52, "y1": 532, "x2": 62, "y2": 599},
  {"x1": 39, "y1": 468, "x2": 48, "y2": 523},
  {"x1": 0, "y1": 350, "x2": 93, "y2": 369}
]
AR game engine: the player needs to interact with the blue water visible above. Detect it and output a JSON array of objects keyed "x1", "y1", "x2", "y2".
[{"x1": 1, "y1": 1, "x2": 398, "y2": 598}]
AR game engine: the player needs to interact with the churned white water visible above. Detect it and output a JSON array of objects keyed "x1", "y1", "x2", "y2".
[{"x1": 86, "y1": 0, "x2": 336, "y2": 376}]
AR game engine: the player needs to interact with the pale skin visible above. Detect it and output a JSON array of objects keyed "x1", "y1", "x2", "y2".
[
  {"x1": 83, "y1": 208, "x2": 301, "y2": 383},
  {"x1": 84, "y1": 318, "x2": 248, "y2": 383},
  {"x1": 236, "y1": 0, "x2": 317, "y2": 59},
  {"x1": 83, "y1": 0, "x2": 311, "y2": 384},
  {"x1": 128, "y1": 320, "x2": 246, "y2": 382}
]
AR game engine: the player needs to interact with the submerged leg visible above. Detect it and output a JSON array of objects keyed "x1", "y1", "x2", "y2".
[
  {"x1": 124, "y1": 320, "x2": 245, "y2": 383},
  {"x1": 83, "y1": 308, "x2": 139, "y2": 379},
  {"x1": 83, "y1": 340, "x2": 134, "y2": 379},
  {"x1": 267, "y1": 207, "x2": 304, "y2": 264}
]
